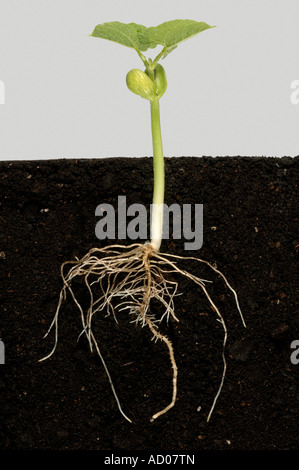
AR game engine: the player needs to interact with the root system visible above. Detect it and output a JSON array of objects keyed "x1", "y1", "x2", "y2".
[{"x1": 40, "y1": 242, "x2": 246, "y2": 423}]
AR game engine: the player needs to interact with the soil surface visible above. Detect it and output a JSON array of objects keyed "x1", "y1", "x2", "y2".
[{"x1": 0, "y1": 156, "x2": 298, "y2": 453}]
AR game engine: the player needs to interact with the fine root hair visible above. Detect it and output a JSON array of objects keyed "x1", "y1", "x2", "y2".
[{"x1": 40, "y1": 242, "x2": 246, "y2": 423}]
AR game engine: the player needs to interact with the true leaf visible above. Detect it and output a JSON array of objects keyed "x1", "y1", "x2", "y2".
[
  {"x1": 90, "y1": 19, "x2": 215, "y2": 56},
  {"x1": 90, "y1": 21, "x2": 149, "y2": 51},
  {"x1": 146, "y1": 20, "x2": 215, "y2": 53}
]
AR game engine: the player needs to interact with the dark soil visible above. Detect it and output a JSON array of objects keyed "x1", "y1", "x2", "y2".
[{"x1": 0, "y1": 156, "x2": 298, "y2": 452}]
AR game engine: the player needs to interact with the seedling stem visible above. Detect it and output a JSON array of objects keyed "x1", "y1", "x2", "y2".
[{"x1": 150, "y1": 96, "x2": 164, "y2": 251}]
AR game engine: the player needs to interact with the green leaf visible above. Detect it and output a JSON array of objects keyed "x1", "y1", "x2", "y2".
[
  {"x1": 90, "y1": 19, "x2": 215, "y2": 56},
  {"x1": 90, "y1": 21, "x2": 149, "y2": 51},
  {"x1": 146, "y1": 20, "x2": 215, "y2": 53}
]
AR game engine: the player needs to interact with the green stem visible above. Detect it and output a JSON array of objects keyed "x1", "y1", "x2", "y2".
[
  {"x1": 150, "y1": 97, "x2": 164, "y2": 251},
  {"x1": 152, "y1": 46, "x2": 168, "y2": 68},
  {"x1": 135, "y1": 48, "x2": 148, "y2": 68}
]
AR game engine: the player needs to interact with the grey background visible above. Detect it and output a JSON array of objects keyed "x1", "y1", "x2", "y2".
[{"x1": 0, "y1": 0, "x2": 298, "y2": 161}]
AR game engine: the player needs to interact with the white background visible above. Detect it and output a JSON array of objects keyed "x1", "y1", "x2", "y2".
[{"x1": 0, "y1": 0, "x2": 298, "y2": 161}]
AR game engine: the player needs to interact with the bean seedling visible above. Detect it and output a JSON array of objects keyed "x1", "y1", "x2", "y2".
[{"x1": 40, "y1": 20, "x2": 246, "y2": 423}]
